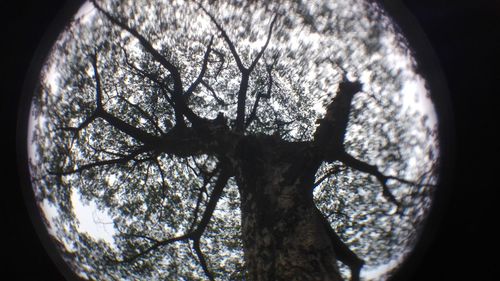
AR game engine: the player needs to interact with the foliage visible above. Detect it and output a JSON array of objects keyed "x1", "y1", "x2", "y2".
[{"x1": 29, "y1": 0, "x2": 439, "y2": 280}]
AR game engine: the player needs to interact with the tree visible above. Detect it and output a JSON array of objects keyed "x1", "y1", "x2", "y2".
[{"x1": 28, "y1": 0, "x2": 439, "y2": 280}]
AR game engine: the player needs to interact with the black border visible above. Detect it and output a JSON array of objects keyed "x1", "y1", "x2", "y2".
[
  {"x1": 9, "y1": 1, "x2": 86, "y2": 280},
  {"x1": 6, "y1": 0, "x2": 498, "y2": 280}
]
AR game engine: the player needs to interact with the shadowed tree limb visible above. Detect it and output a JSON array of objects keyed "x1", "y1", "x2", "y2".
[
  {"x1": 210, "y1": 49, "x2": 226, "y2": 81},
  {"x1": 49, "y1": 146, "x2": 150, "y2": 175},
  {"x1": 337, "y1": 152, "x2": 401, "y2": 209},
  {"x1": 190, "y1": 165, "x2": 231, "y2": 238},
  {"x1": 185, "y1": 36, "x2": 214, "y2": 98},
  {"x1": 90, "y1": 52, "x2": 104, "y2": 111},
  {"x1": 200, "y1": 80, "x2": 228, "y2": 106},
  {"x1": 314, "y1": 206, "x2": 364, "y2": 281},
  {"x1": 198, "y1": 3, "x2": 248, "y2": 132},
  {"x1": 90, "y1": 52, "x2": 163, "y2": 146},
  {"x1": 111, "y1": 234, "x2": 190, "y2": 264},
  {"x1": 337, "y1": 151, "x2": 436, "y2": 214},
  {"x1": 193, "y1": 238, "x2": 215, "y2": 281},
  {"x1": 116, "y1": 93, "x2": 165, "y2": 135},
  {"x1": 313, "y1": 78, "x2": 363, "y2": 154},
  {"x1": 248, "y1": 15, "x2": 278, "y2": 73},
  {"x1": 86, "y1": 48, "x2": 235, "y2": 157},
  {"x1": 198, "y1": 3, "x2": 245, "y2": 72},
  {"x1": 99, "y1": 110, "x2": 161, "y2": 146},
  {"x1": 118, "y1": 231, "x2": 160, "y2": 244},
  {"x1": 53, "y1": 54, "x2": 165, "y2": 174},
  {"x1": 313, "y1": 164, "x2": 344, "y2": 188},
  {"x1": 92, "y1": 0, "x2": 205, "y2": 128},
  {"x1": 58, "y1": 113, "x2": 98, "y2": 133},
  {"x1": 188, "y1": 165, "x2": 219, "y2": 232},
  {"x1": 120, "y1": 45, "x2": 175, "y2": 106},
  {"x1": 108, "y1": 164, "x2": 231, "y2": 280},
  {"x1": 91, "y1": 0, "x2": 182, "y2": 93},
  {"x1": 245, "y1": 62, "x2": 274, "y2": 129},
  {"x1": 199, "y1": 2, "x2": 277, "y2": 133}
]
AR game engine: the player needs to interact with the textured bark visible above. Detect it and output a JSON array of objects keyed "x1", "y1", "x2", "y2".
[{"x1": 234, "y1": 136, "x2": 343, "y2": 281}]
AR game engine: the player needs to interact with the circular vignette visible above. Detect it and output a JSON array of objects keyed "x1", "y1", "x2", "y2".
[
  {"x1": 374, "y1": 1, "x2": 453, "y2": 280},
  {"x1": 16, "y1": 1, "x2": 89, "y2": 281},
  {"x1": 16, "y1": 1, "x2": 452, "y2": 280}
]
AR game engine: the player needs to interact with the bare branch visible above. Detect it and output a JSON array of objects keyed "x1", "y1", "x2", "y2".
[
  {"x1": 188, "y1": 166, "x2": 218, "y2": 232},
  {"x1": 313, "y1": 165, "x2": 344, "y2": 188},
  {"x1": 191, "y1": 165, "x2": 231, "y2": 238},
  {"x1": 387, "y1": 175, "x2": 436, "y2": 188},
  {"x1": 120, "y1": 46, "x2": 175, "y2": 105},
  {"x1": 193, "y1": 238, "x2": 215, "y2": 281},
  {"x1": 99, "y1": 110, "x2": 161, "y2": 146},
  {"x1": 88, "y1": 49, "x2": 163, "y2": 146},
  {"x1": 58, "y1": 54, "x2": 104, "y2": 134},
  {"x1": 211, "y1": 49, "x2": 226, "y2": 81},
  {"x1": 185, "y1": 37, "x2": 214, "y2": 98},
  {"x1": 90, "y1": 52, "x2": 104, "y2": 111},
  {"x1": 198, "y1": 3, "x2": 246, "y2": 72},
  {"x1": 248, "y1": 15, "x2": 278, "y2": 72},
  {"x1": 314, "y1": 206, "x2": 364, "y2": 280},
  {"x1": 338, "y1": 152, "x2": 401, "y2": 209},
  {"x1": 198, "y1": 3, "x2": 277, "y2": 133},
  {"x1": 116, "y1": 94, "x2": 164, "y2": 135},
  {"x1": 92, "y1": 1, "x2": 208, "y2": 128},
  {"x1": 58, "y1": 113, "x2": 98, "y2": 133},
  {"x1": 49, "y1": 147, "x2": 149, "y2": 176},
  {"x1": 91, "y1": 0, "x2": 183, "y2": 93},
  {"x1": 189, "y1": 188, "x2": 207, "y2": 232},
  {"x1": 113, "y1": 234, "x2": 190, "y2": 264},
  {"x1": 123, "y1": 60, "x2": 176, "y2": 110},
  {"x1": 200, "y1": 80, "x2": 227, "y2": 106},
  {"x1": 152, "y1": 157, "x2": 167, "y2": 194},
  {"x1": 245, "y1": 63, "x2": 274, "y2": 129},
  {"x1": 119, "y1": 232, "x2": 160, "y2": 244}
]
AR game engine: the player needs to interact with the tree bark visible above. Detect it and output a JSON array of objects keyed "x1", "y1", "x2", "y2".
[{"x1": 234, "y1": 136, "x2": 343, "y2": 281}]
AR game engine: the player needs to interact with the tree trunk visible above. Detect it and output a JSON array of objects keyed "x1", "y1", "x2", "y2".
[{"x1": 234, "y1": 137, "x2": 343, "y2": 281}]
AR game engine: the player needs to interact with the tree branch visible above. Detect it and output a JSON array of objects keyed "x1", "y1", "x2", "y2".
[
  {"x1": 99, "y1": 110, "x2": 161, "y2": 146},
  {"x1": 193, "y1": 238, "x2": 215, "y2": 281},
  {"x1": 200, "y1": 80, "x2": 227, "y2": 106},
  {"x1": 337, "y1": 152, "x2": 401, "y2": 209},
  {"x1": 313, "y1": 78, "x2": 363, "y2": 155},
  {"x1": 120, "y1": 46, "x2": 175, "y2": 106},
  {"x1": 248, "y1": 15, "x2": 278, "y2": 72},
  {"x1": 88, "y1": 50, "x2": 164, "y2": 146},
  {"x1": 198, "y1": 3, "x2": 246, "y2": 72},
  {"x1": 198, "y1": 2, "x2": 249, "y2": 132},
  {"x1": 113, "y1": 234, "x2": 190, "y2": 264},
  {"x1": 92, "y1": 0, "x2": 207, "y2": 128},
  {"x1": 314, "y1": 206, "x2": 364, "y2": 280},
  {"x1": 49, "y1": 147, "x2": 149, "y2": 176},
  {"x1": 211, "y1": 49, "x2": 226, "y2": 81},
  {"x1": 188, "y1": 165, "x2": 219, "y2": 232},
  {"x1": 58, "y1": 113, "x2": 98, "y2": 133},
  {"x1": 110, "y1": 165, "x2": 230, "y2": 280},
  {"x1": 116, "y1": 94, "x2": 164, "y2": 135},
  {"x1": 191, "y1": 165, "x2": 231, "y2": 238},
  {"x1": 313, "y1": 165, "x2": 344, "y2": 188},
  {"x1": 119, "y1": 231, "x2": 160, "y2": 244},
  {"x1": 245, "y1": 63, "x2": 274, "y2": 129},
  {"x1": 185, "y1": 37, "x2": 214, "y2": 98},
  {"x1": 90, "y1": 52, "x2": 104, "y2": 111},
  {"x1": 58, "y1": 53, "x2": 104, "y2": 133},
  {"x1": 91, "y1": 0, "x2": 183, "y2": 93}
]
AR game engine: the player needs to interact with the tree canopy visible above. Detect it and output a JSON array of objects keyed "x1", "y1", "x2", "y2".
[{"x1": 29, "y1": 0, "x2": 439, "y2": 280}]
